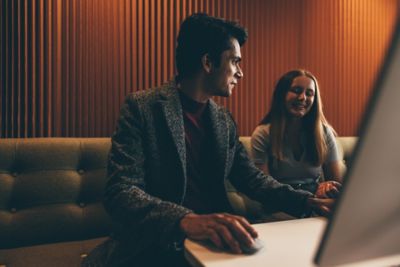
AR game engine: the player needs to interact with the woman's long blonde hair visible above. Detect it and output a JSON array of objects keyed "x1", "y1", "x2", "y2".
[{"x1": 260, "y1": 69, "x2": 333, "y2": 165}]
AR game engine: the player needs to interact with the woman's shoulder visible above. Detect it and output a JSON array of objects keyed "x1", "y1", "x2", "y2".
[
  {"x1": 322, "y1": 123, "x2": 337, "y2": 138},
  {"x1": 252, "y1": 123, "x2": 271, "y2": 137},
  {"x1": 251, "y1": 124, "x2": 272, "y2": 147},
  {"x1": 251, "y1": 123, "x2": 272, "y2": 152},
  {"x1": 322, "y1": 124, "x2": 339, "y2": 149}
]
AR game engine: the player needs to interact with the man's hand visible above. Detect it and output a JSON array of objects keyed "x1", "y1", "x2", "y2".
[
  {"x1": 315, "y1": 181, "x2": 342, "y2": 198},
  {"x1": 307, "y1": 197, "x2": 336, "y2": 217},
  {"x1": 179, "y1": 213, "x2": 258, "y2": 254}
]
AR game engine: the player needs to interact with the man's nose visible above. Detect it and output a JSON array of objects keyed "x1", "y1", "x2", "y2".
[{"x1": 236, "y1": 66, "x2": 243, "y2": 79}]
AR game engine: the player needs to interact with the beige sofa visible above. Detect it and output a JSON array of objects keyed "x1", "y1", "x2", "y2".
[{"x1": 0, "y1": 137, "x2": 357, "y2": 267}]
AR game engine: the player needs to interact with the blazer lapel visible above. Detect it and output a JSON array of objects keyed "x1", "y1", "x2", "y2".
[
  {"x1": 157, "y1": 85, "x2": 229, "y2": 188},
  {"x1": 158, "y1": 83, "x2": 187, "y2": 181},
  {"x1": 208, "y1": 100, "x2": 229, "y2": 180}
]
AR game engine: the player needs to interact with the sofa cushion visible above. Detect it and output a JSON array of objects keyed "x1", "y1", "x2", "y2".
[
  {"x1": 0, "y1": 237, "x2": 107, "y2": 267},
  {"x1": 0, "y1": 138, "x2": 112, "y2": 249}
]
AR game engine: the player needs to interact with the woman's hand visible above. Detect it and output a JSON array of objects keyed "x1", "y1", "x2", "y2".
[
  {"x1": 307, "y1": 197, "x2": 335, "y2": 217},
  {"x1": 315, "y1": 181, "x2": 342, "y2": 198}
]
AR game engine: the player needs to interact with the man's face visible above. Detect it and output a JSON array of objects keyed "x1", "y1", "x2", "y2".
[{"x1": 207, "y1": 38, "x2": 243, "y2": 97}]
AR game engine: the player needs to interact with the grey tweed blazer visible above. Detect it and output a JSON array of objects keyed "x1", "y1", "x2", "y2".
[{"x1": 100, "y1": 81, "x2": 311, "y2": 265}]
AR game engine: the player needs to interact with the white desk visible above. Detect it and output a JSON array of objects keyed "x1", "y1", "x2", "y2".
[{"x1": 184, "y1": 217, "x2": 400, "y2": 267}]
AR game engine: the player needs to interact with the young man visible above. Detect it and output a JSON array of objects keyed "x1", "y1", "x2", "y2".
[{"x1": 85, "y1": 13, "x2": 339, "y2": 266}]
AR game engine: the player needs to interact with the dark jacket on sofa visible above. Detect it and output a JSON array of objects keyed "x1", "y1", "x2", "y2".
[{"x1": 87, "y1": 82, "x2": 312, "y2": 266}]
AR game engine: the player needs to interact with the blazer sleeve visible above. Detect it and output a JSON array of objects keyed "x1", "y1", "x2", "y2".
[
  {"x1": 104, "y1": 94, "x2": 192, "y2": 252},
  {"x1": 226, "y1": 114, "x2": 313, "y2": 217}
]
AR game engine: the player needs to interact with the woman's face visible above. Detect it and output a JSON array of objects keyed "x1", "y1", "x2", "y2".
[{"x1": 284, "y1": 75, "x2": 316, "y2": 118}]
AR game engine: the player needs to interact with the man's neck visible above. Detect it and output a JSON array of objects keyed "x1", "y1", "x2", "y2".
[{"x1": 178, "y1": 78, "x2": 211, "y2": 103}]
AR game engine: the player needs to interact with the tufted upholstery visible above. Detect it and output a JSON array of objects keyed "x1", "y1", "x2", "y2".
[
  {"x1": 0, "y1": 138, "x2": 112, "y2": 267},
  {"x1": 0, "y1": 136, "x2": 357, "y2": 266}
]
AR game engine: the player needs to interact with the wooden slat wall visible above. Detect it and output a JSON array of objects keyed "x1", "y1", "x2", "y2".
[
  {"x1": 299, "y1": 0, "x2": 399, "y2": 136},
  {"x1": 0, "y1": 0, "x2": 398, "y2": 137}
]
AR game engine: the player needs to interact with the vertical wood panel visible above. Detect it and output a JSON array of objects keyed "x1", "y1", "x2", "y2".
[
  {"x1": 300, "y1": 0, "x2": 398, "y2": 135},
  {"x1": 0, "y1": 0, "x2": 398, "y2": 137}
]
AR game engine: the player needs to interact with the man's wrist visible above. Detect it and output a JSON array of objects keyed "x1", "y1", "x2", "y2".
[
  {"x1": 167, "y1": 212, "x2": 193, "y2": 251},
  {"x1": 179, "y1": 212, "x2": 197, "y2": 235}
]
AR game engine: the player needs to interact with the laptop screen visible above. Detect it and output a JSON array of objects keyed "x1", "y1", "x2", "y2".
[{"x1": 315, "y1": 19, "x2": 400, "y2": 266}]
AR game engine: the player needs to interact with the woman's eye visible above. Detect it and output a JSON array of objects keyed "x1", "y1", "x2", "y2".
[
  {"x1": 306, "y1": 90, "x2": 315, "y2": 97},
  {"x1": 290, "y1": 87, "x2": 302, "y2": 94}
]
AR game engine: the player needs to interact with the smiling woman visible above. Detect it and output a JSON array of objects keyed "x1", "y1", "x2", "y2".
[
  {"x1": 285, "y1": 75, "x2": 316, "y2": 118},
  {"x1": 251, "y1": 69, "x2": 343, "y2": 195}
]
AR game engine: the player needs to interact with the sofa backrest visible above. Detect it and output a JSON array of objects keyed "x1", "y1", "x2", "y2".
[
  {"x1": 0, "y1": 136, "x2": 358, "y2": 250},
  {"x1": 0, "y1": 138, "x2": 112, "y2": 249}
]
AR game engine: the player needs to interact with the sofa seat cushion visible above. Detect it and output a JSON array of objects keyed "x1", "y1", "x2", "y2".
[{"x1": 0, "y1": 237, "x2": 107, "y2": 267}]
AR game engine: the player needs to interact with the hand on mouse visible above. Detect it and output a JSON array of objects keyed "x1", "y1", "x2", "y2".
[
  {"x1": 240, "y1": 237, "x2": 264, "y2": 254},
  {"x1": 180, "y1": 212, "x2": 258, "y2": 254}
]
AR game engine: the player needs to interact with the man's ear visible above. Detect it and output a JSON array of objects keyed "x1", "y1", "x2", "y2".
[{"x1": 201, "y1": 54, "x2": 213, "y2": 73}]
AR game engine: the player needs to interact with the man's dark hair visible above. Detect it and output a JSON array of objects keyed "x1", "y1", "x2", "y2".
[{"x1": 175, "y1": 13, "x2": 248, "y2": 82}]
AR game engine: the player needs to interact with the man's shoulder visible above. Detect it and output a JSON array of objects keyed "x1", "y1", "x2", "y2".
[
  {"x1": 209, "y1": 101, "x2": 236, "y2": 126},
  {"x1": 124, "y1": 81, "x2": 177, "y2": 106},
  {"x1": 209, "y1": 100, "x2": 230, "y2": 115}
]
